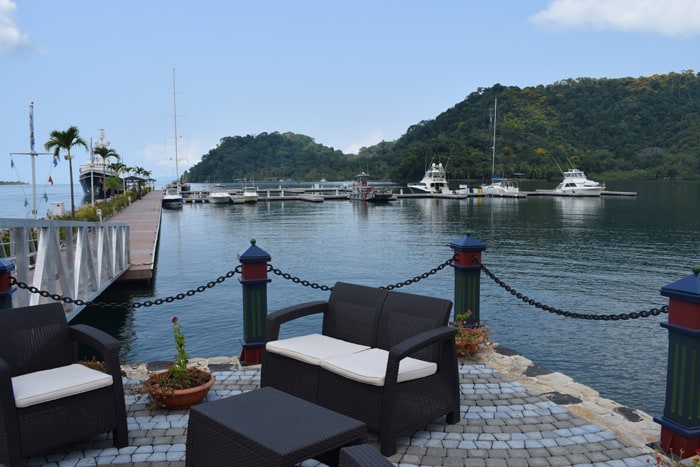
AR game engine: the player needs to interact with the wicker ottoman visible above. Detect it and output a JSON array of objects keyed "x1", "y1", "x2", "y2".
[{"x1": 186, "y1": 387, "x2": 367, "y2": 466}]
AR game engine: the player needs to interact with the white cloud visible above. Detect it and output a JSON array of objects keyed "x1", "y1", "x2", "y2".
[
  {"x1": 0, "y1": 0, "x2": 32, "y2": 54},
  {"x1": 530, "y1": 0, "x2": 700, "y2": 37},
  {"x1": 344, "y1": 129, "x2": 384, "y2": 155}
]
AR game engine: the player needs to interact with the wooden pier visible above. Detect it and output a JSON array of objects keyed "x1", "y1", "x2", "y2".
[{"x1": 112, "y1": 190, "x2": 163, "y2": 282}]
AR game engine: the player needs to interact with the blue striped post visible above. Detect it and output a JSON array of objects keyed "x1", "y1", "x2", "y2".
[
  {"x1": 450, "y1": 234, "x2": 486, "y2": 325},
  {"x1": 654, "y1": 265, "x2": 700, "y2": 459},
  {"x1": 238, "y1": 240, "x2": 271, "y2": 366},
  {"x1": 0, "y1": 259, "x2": 15, "y2": 311}
]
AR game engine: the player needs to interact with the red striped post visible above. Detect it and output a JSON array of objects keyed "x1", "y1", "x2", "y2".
[
  {"x1": 238, "y1": 239, "x2": 271, "y2": 365},
  {"x1": 654, "y1": 265, "x2": 700, "y2": 459},
  {"x1": 450, "y1": 234, "x2": 486, "y2": 325},
  {"x1": 0, "y1": 259, "x2": 15, "y2": 311}
]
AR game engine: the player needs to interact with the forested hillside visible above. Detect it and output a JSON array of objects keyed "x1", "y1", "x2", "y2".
[{"x1": 185, "y1": 70, "x2": 700, "y2": 183}]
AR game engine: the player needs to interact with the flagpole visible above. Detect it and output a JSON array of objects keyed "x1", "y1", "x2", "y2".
[{"x1": 10, "y1": 102, "x2": 53, "y2": 218}]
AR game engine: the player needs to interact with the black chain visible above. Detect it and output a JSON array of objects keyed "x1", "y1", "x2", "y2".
[
  {"x1": 10, "y1": 266, "x2": 242, "y2": 310},
  {"x1": 268, "y1": 257, "x2": 454, "y2": 291},
  {"x1": 477, "y1": 258, "x2": 668, "y2": 320}
]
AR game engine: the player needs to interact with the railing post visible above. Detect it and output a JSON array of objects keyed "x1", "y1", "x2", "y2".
[
  {"x1": 238, "y1": 239, "x2": 271, "y2": 366},
  {"x1": 654, "y1": 265, "x2": 700, "y2": 459},
  {"x1": 0, "y1": 259, "x2": 16, "y2": 311},
  {"x1": 449, "y1": 233, "x2": 486, "y2": 325}
]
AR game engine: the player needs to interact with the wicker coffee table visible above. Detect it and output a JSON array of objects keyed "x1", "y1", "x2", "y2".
[{"x1": 186, "y1": 387, "x2": 367, "y2": 466}]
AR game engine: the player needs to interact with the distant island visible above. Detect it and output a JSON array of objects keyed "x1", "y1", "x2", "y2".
[{"x1": 0, "y1": 181, "x2": 28, "y2": 185}]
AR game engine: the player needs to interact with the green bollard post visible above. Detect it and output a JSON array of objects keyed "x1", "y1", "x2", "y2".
[
  {"x1": 449, "y1": 233, "x2": 486, "y2": 325},
  {"x1": 238, "y1": 239, "x2": 271, "y2": 366},
  {"x1": 0, "y1": 259, "x2": 16, "y2": 311}
]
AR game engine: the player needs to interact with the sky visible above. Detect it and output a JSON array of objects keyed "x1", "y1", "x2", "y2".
[{"x1": 2, "y1": 0, "x2": 699, "y2": 184}]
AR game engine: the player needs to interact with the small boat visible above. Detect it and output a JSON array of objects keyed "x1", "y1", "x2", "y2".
[
  {"x1": 481, "y1": 98, "x2": 520, "y2": 196},
  {"x1": 242, "y1": 186, "x2": 258, "y2": 203},
  {"x1": 208, "y1": 191, "x2": 231, "y2": 204},
  {"x1": 162, "y1": 186, "x2": 183, "y2": 209},
  {"x1": 162, "y1": 69, "x2": 184, "y2": 210},
  {"x1": 348, "y1": 172, "x2": 394, "y2": 203},
  {"x1": 407, "y1": 162, "x2": 454, "y2": 194},
  {"x1": 554, "y1": 168, "x2": 605, "y2": 196}
]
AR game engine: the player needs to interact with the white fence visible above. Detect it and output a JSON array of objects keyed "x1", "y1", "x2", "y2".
[{"x1": 0, "y1": 218, "x2": 130, "y2": 320}]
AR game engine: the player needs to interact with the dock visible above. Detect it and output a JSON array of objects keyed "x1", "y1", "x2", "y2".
[{"x1": 112, "y1": 190, "x2": 163, "y2": 282}]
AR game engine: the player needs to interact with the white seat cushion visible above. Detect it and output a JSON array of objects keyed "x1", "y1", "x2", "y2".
[
  {"x1": 266, "y1": 333, "x2": 370, "y2": 366},
  {"x1": 11, "y1": 363, "x2": 114, "y2": 408},
  {"x1": 320, "y1": 348, "x2": 437, "y2": 386}
]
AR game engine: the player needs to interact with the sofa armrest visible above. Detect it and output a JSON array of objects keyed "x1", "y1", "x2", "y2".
[
  {"x1": 388, "y1": 326, "x2": 457, "y2": 360},
  {"x1": 383, "y1": 326, "x2": 457, "y2": 386},
  {"x1": 265, "y1": 300, "x2": 328, "y2": 342},
  {"x1": 69, "y1": 324, "x2": 122, "y2": 379}
]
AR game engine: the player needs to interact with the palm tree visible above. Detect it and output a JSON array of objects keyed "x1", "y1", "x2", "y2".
[
  {"x1": 44, "y1": 126, "x2": 88, "y2": 218},
  {"x1": 93, "y1": 146, "x2": 120, "y2": 200}
]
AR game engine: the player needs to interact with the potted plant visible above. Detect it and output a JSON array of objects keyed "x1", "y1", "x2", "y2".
[
  {"x1": 142, "y1": 316, "x2": 215, "y2": 409},
  {"x1": 451, "y1": 310, "x2": 489, "y2": 358}
]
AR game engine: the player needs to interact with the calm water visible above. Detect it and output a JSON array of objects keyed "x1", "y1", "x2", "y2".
[{"x1": 3, "y1": 180, "x2": 700, "y2": 418}]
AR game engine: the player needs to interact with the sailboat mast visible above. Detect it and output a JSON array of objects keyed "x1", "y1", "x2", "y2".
[
  {"x1": 172, "y1": 68, "x2": 180, "y2": 187},
  {"x1": 491, "y1": 97, "x2": 497, "y2": 177}
]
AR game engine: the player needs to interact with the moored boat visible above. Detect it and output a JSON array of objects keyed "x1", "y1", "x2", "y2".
[
  {"x1": 162, "y1": 187, "x2": 183, "y2": 209},
  {"x1": 481, "y1": 98, "x2": 520, "y2": 196},
  {"x1": 348, "y1": 172, "x2": 394, "y2": 203},
  {"x1": 79, "y1": 158, "x2": 118, "y2": 199},
  {"x1": 208, "y1": 191, "x2": 231, "y2": 204},
  {"x1": 553, "y1": 168, "x2": 605, "y2": 196},
  {"x1": 242, "y1": 186, "x2": 258, "y2": 203},
  {"x1": 407, "y1": 162, "x2": 454, "y2": 195}
]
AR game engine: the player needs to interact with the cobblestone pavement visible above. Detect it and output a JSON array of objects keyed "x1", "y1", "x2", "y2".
[{"x1": 21, "y1": 352, "x2": 661, "y2": 467}]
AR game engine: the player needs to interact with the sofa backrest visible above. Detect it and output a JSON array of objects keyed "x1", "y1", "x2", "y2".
[
  {"x1": 322, "y1": 282, "x2": 389, "y2": 347},
  {"x1": 376, "y1": 290, "x2": 452, "y2": 360}
]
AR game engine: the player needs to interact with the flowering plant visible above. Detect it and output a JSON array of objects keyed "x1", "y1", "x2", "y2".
[
  {"x1": 650, "y1": 448, "x2": 700, "y2": 466},
  {"x1": 451, "y1": 310, "x2": 489, "y2": 358},
  {"x1": 142, "y1": 317, "x2": 212, "y2": 401}
]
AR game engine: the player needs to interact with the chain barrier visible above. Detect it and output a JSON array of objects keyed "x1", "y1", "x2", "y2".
[
  {"x1": 267, "y1": 257, "x2": 454, "y2": 291},
  {"x1": 476, "y1": 257, "x2": 668, "y2": 320},
  {"x1": 9, "y1": 265, "x2": 242, "y2": 310}
]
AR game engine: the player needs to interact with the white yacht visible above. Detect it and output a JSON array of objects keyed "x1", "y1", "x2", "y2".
[
  {"x1": 407, "y1": 162, "x2": 453, "y2": 194},
  {"x1": 162, "y1": 186, "x2": 183, "y2": 209},
  {"x1": 208, "y1": 191, "x2": 231, "y2": 204},
  {"x1": 554, "y1": 168, "x2": 605, "y2": 196},
  {"x1": 242, "y1": 186, "x2": 258, "y2": 203}
]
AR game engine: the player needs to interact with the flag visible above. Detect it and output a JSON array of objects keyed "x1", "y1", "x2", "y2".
[
  {"x1": 10, "y1": 159, "x2": 14, "y2": 168},
  {"x1": 43, "y1": 193, "x2": 48, "y2": 202},
  {"x1": 48, "y1": 176, "x2": 54, "y2": 185},
  {"x1": 53, "y1": 156, "x2": 58, "y2": 167},
  {"x1": 24, "y1": 198, "x2": 29, "y2": 208}
]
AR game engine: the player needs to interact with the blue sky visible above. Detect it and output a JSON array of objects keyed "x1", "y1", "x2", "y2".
[{"x1": 2, "y1": 0, "x2": 699, "y2": 184}]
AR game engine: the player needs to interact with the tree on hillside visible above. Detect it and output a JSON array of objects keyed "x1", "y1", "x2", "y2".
[{"x1": 44, "y1": 126, "x2": 88, "y2": 219}]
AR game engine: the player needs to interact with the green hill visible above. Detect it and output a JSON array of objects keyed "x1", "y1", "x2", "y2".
[{"x1": 185, "y1": 70, "x2": 700, "y2": 184}]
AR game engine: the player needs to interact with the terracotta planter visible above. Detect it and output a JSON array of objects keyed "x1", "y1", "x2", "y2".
[{"x1": 148, "y1": 372, "x2": 216, "y2": 410}]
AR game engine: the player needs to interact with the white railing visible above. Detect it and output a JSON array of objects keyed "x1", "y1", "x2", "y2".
[{"x1": 0, "y1": 218, "x2": 130, "y2": 319}]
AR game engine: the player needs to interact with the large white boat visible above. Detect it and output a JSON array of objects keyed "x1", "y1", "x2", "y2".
[
  {"x1": 481, "y1": 98, "x2": 520, "y2": 196},
  {"x1": 79, "y1": 157, "x2": 118, "y2": 199},
  {"x1": 348, "y1": 172, "x2": 394, "y2": 203},
  {"x1": 242, "y1": 186, "x2": 258, "y2": 203},
  {"x1": 554, "y1": 168, "x2": 605, "y2": 196},
  {"x1": 407, "y1": 162, "x2": 453, "y2": 194},
  {"x1": 208, "y1": 190, "x2": 231, "y2": 204},
  {"x1": 162, "y1": 186, "x2": 183, "y2": 209}
]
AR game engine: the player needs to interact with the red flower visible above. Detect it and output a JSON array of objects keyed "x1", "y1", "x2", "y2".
[{"x1": 172, "y1": 316, "x2": 178, "y2": 324}]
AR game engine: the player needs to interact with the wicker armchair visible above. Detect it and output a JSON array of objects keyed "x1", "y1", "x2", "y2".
[{"x1": 0, "y1": 303, "x2": 128, "y2": 466}]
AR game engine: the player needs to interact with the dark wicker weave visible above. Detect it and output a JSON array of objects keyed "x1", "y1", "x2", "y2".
[
  {"x1": 262, "y1": 282, "x2": 460, "y2": 456},
  {"x1": 0, "y1": 303, "x2": 128, "y2": 467},
  {"x1": 339, "y1": 444, "x2": 394, "y2": 467},
  {"x1": 261, "y1": 282, "x2": 389, "y2": 402},
  {"x1": 186, "y1": 386, "x2": 367, "y2": 466}
]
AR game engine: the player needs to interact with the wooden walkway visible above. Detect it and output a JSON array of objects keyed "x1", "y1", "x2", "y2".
[{"x1": 111, "y1": 190, "x2": 163, "y2": 282}]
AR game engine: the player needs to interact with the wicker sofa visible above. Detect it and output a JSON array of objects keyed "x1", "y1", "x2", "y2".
[{"x1": 261, "y1": 282, "x2": 460, "y2": 456}]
